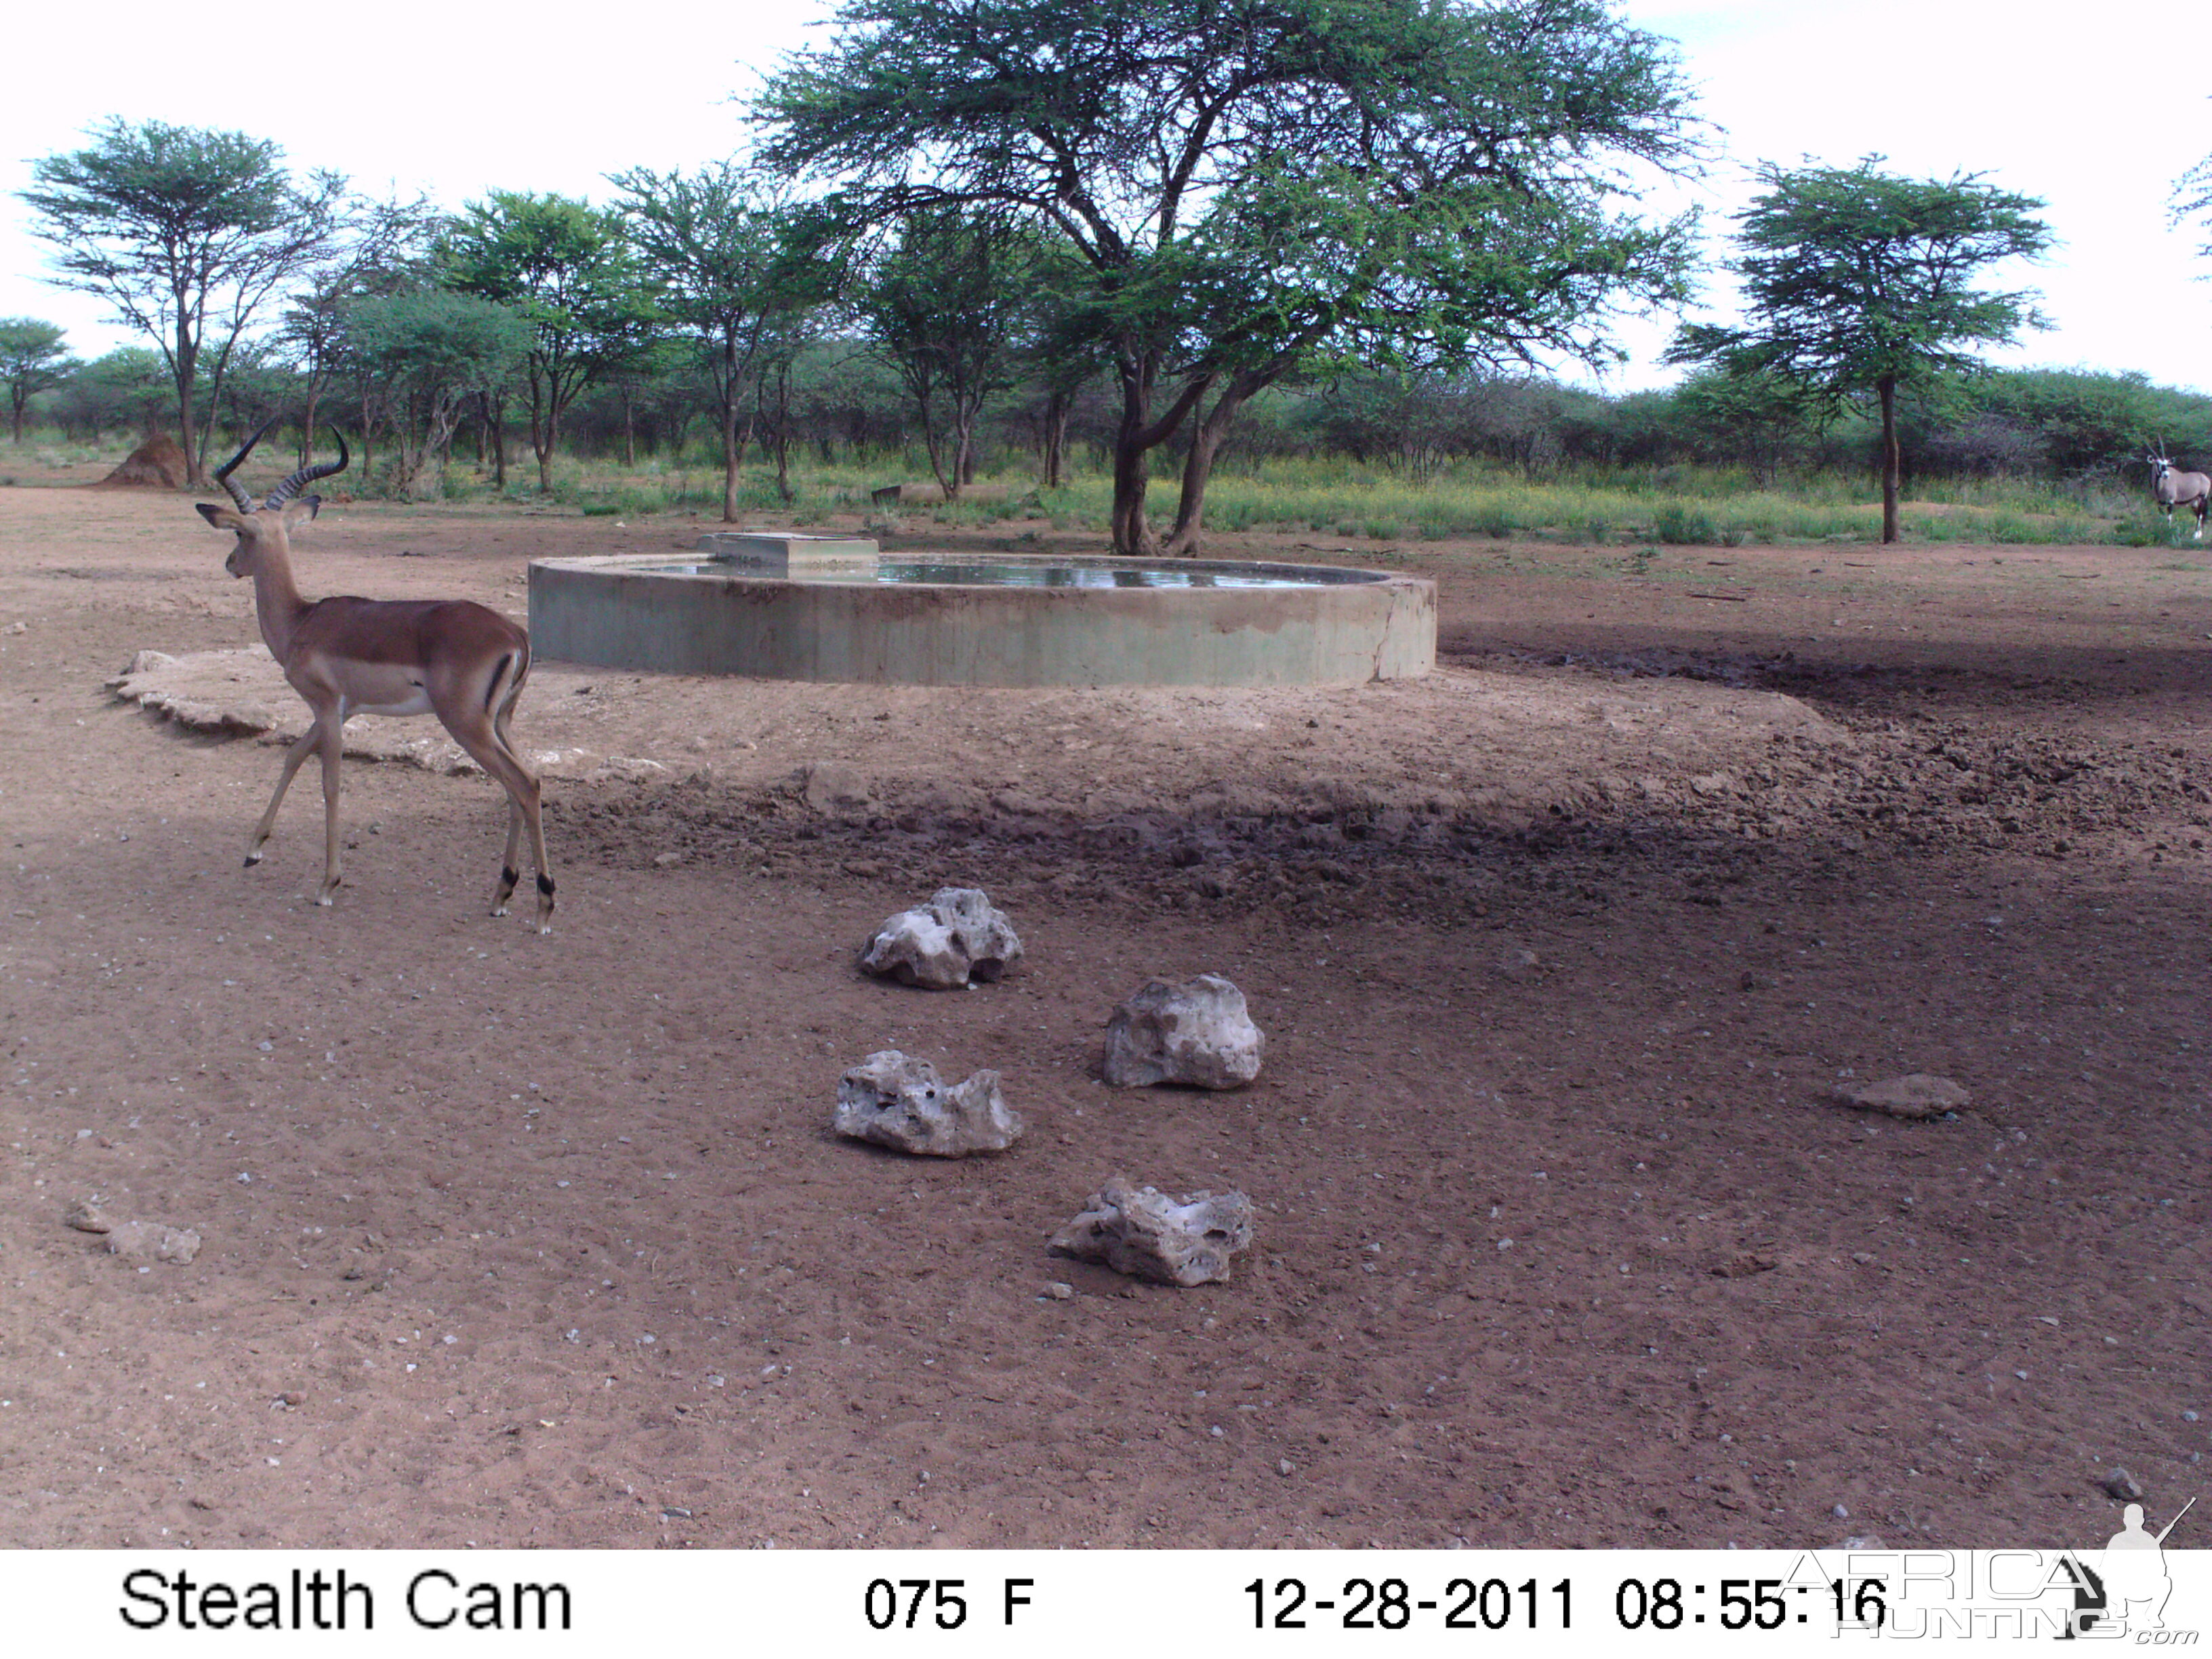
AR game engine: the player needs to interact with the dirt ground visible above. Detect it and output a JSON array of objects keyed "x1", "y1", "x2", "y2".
[{"x1": 1, "y1": 470, "x2": 2207, "y2": 1553}]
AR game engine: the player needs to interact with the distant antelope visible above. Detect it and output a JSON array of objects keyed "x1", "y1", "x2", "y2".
[
  {"x1": 197, "y1": 419, "x2": 555, "y2": 931},
  {"x1": 2148, "y1": 449, "x2": 2211, "y2": 540}
]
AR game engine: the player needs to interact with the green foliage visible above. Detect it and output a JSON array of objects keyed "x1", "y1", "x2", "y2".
[
  {"x1": 2173, "y1": 150, "x2": 2212, "y2": 262},
  {"x1": 18, "y1": 119, "x2": 348, "y2": 475},
  {"x1": 48, "y1": 346, "x2": 169, "y2": 438},
  {"x1": 346, "y1": 291, "x2": 531, "y2": 385},
  {"x1": 0, "y1": 318, "x2": 81, "y2": 441},
  {"x1": 757, "y1": 0, "x2": 1705, "y2": 550},
  {"x1": 1652, "y1": 501, "x2": 1719, "y2": 544},
  {"x1": 857, "y1": 210, "x2": 1039, "y2": 498},
  {"x1": 1668, "y1": 155, "x2": 2051, "y2": 542},
  {"x1": 607, "y1": 165, "x2": 826, "y2": 515},
  {"x1": 438, "y1": 191, "x2": 663, "y2": 489},
  {"x1": 1668, "y1": 157, "x2": 2053, "y2": 401}
]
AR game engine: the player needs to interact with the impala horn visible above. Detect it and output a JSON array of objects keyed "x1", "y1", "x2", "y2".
[
  {"x1": 211, "y1": 416, "x2": 281, "y2": 513},
  {"x1": 265, "y1": 428, "x2": 351, "y2": 511}
]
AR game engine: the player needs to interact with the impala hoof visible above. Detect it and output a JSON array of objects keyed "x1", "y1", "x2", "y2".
[{"x1": 243, "y1": 853, "x2": 262, "y2": 867}]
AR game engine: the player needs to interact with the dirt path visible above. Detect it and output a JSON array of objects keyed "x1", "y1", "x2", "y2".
[{"x1": 1, "y1": 479, "x2": 2207, "y2": 1550}]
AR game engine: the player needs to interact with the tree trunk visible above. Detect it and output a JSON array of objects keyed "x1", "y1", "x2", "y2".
[
  {"x1": 1041, "y1": 388, "x2": 1069, "y2": 489},
  {"x1": 174, "y1": 326, "x2": 201, "y2": 488},
  {"x1": 528, "y1": 372, "x2": 554, "y2": 493},
  {"x1": 1878, "y1": 375, "x2": 1900, "y2": 545},
  {"x1": 1162, "y1": 378, "x2": 1255, "y2": 557},
  {"x1": 489, "y1": 392, "x2": 508, "y2": 491},
  {"x1": 1107, "y1": 346, "x2": 1215, "y2": 556},
  {"x1": 922, "y1": 396, "x2": 954, "y2": 501},
  {"x1": 9, "y1": 392, "x2": 24, "y2": 444},
  {"x1": 770, "y1": 364, "x2": 794, "y2": 506},
  {"x1": 621, "y1": 384, "x2": 636, "y2": 468},
  {"x1": 720, "y1": 383, "x2": 741, "y2": 523},
  {"x1": 1108, "y1": 353, "x2": 1156, "y2": 554},
  {"x1": 357, "y1": 392, "x2": 376, "y2": 488}
]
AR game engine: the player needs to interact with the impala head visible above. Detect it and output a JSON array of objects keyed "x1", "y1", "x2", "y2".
[{"x1": 196, "y1": 418, "x2": 350, "y2": 577}]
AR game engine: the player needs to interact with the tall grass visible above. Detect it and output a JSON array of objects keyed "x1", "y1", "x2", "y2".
[{"x1": 295, "y1": 445, "x2": 2173, "y2": 548}]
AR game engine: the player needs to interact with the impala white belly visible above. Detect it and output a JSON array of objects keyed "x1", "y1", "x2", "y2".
[{"x1": 336, "y1": 681, "x2": 435, "y2": 720}]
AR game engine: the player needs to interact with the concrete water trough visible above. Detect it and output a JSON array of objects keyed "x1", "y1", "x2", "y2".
[{"x1": 527, "y1": 533, "x2": 1435, "y2": 688}]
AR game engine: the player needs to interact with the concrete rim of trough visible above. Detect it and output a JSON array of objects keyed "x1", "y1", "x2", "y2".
[{"x1": 526, "y1": 550, "x2": 1436, "y2": 689}]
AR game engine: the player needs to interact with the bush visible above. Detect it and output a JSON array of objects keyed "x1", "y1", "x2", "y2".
[{"x1": 1652, "y1": 501, "x2": 1719, "y2": 544}]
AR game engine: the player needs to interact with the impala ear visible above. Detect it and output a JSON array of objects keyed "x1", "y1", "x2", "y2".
[
  {"x1": 281, "y1": 495, "x2": 323, "y2": 528},
  {"x1": 197, "y1": 501, "x2": 248, "y2": 532}
]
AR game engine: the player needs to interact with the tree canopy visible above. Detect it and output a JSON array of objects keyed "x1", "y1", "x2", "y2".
[
  {"x1": 756, "y1": 0, "x2": 1703, "y2": 552},
  {"x1": 439, "y1": 191, "x2": 661, "y2": 491},
  {"x1": 18, "y1": 119, "x2": 346, "y2": 480},
  {"x1": 1667, "y1": 157, "x2": 2051, "y2": 542},
  {"x1": 856, "y1": 210, "x2": 1038, "y2": 500},
  {"x1": 0, "y1": 319, "x2": 81, "y2": 443},
  {"x1": 609, "y1": 165, "x2": 822, "y2": 519},
  {"x1": 342, "y1": 291, "x2": 533, "y2": 498}
]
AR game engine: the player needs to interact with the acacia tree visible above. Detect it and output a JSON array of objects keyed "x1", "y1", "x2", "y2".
[
  {"x1": 18, "y1": 119, "x2": 346, "y2": 482},
  {"x1": 0, "y1": 319, "x2": 80, "y2": 443},
  {"x1": 757, "y1": 0, "x2": 1701, "y2": 554},
  {"x1": 439, "y1": 192, "x2": 660, "y2": 492},
  {"x1": 1667, "y1": 158, "x2": 2051, "y2": 544},
  {"x1": 341, "y1": 291, "x2": 533, "y2": 499},
  {"x1": 278, "y1": 194, "x2": 442, "y2": 470},
  {"x1": 608, "y1": 164, "x2": 818, "y2": 519},
  {"x1": 857, "y1": 210, "x2": 1036, "y2": 499}
]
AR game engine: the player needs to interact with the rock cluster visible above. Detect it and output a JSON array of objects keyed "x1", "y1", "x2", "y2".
[
  {"x1": 1103, "y1": 974, "x2": 1264, "y2": 1089},
  {"x1": 834, "y1": 1051, "x2": 1023, "y2": 1156},
  {"x1": 860, "y1": 888, "x2": 1024, "y2": 989},
  {"x1": 1050, "y1": 1177, "x2": 1255, "y2": 1286}
]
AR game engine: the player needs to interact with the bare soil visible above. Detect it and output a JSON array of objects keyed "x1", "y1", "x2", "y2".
[{"x1": 1, "y1": 475, "x2": 2207, "y2": 1551}]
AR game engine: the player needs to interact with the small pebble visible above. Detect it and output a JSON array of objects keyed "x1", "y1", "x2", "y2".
[
  {"x1": 1277, "y1": 1459, "x2": 1294, "y2": 1477},
  {"x1": 1044, "y1": 1283, "x2": 1073, "y2": 1300}
]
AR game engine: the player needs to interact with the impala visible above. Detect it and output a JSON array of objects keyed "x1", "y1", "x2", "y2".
[{"x1": 197, "y1": 419, "x2": 555, "y2": 931}]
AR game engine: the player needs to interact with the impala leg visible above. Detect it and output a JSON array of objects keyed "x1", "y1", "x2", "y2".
[
  {"x1": 497, "y1": 691, "x2": 555, "y2": 935},
  {"x1": 491, "y1": 797, "x2": 525, "y2": 917},
  {"x1": 315, "y1": 714, "x2": 347, "y2": 907},
  {"x1": 446, "y1": 708, "x2": 554, "y2": 934},
  {"x1": 247, "y1": 731, "x2": 320, "y2": 866}
]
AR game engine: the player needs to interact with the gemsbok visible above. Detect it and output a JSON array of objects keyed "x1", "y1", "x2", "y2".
[
  {"x1": 197, "y1": 419, "x2": 555, "y2": 931},
  {"x1": 2148, "y1": 449, "x2": 2211, "y2": 540}
]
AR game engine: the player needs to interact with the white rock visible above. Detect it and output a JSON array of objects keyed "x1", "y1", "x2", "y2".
[
  {"x1": 833, "y1": 1051, "x2": 1023, "y2": 1156},
  {"x1": 1835, "y1": 1073, "x2": 1970, "y2": 1120},
  {"x1": 1102, "y1": 975, "x2": 1264, "y2": 1089},
  {"x1": 859, "y1": 888, "x2": 1023, "y2": 989},
  {"x1": 1049, "y1": 1176, "x2": 1255, "y2": 1286}
]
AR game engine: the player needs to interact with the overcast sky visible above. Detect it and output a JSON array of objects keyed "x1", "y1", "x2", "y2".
[{"x1": 2, "y1": 0, "x2": 2206, "y2": 394}]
